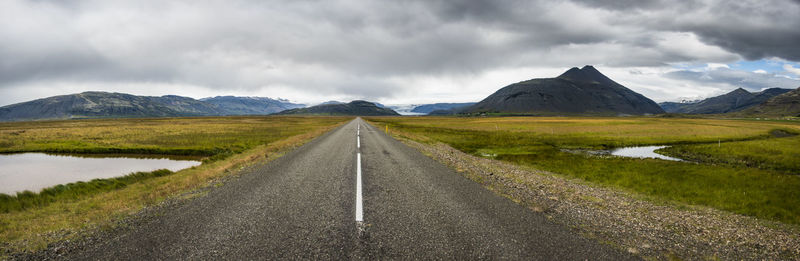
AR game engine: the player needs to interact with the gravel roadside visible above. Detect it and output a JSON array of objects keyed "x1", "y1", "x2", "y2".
[{"x1": 394, "y1": 136, "x2": 800, "y2": 260}]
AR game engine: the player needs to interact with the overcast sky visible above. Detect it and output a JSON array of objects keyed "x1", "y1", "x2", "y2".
[{"x1": 2, "y1": 0, "x2": 800, "y2": 106}]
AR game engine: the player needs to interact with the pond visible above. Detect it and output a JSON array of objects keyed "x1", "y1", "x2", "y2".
[
  {"x1": 610, "y1": 146, "x2": 683, "y2": 161},
  {"x1": 0, "y1": 153, "x2": 202, "y2": 195}
]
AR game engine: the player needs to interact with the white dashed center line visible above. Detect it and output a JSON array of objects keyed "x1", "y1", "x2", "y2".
[{"x1": 355, "y1": 122, "x2": 363, "y2": 222}]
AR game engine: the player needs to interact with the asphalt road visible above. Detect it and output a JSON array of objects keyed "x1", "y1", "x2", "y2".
[{"x1": 65, "y1": 118, "x2": 636, "y2": 260}]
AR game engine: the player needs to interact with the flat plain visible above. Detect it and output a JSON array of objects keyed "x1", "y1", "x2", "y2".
[{"x1": 3, "y1": 115, "x2": 800, "y2": 259}]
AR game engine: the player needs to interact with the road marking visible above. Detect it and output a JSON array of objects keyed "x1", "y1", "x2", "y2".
[
  {"x1": 356, "y1": 122, "x2": 363, "y2": 222},
  {"x1": 356, "y1": 153, "x2": 363, "y2": 222}
]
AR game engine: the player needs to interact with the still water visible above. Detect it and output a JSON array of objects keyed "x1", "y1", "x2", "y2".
[
  {"x1": 0, "y1": 153, "x2": 201, "y2": 195},
  {"x1": 610, "y1": 146, "x2": 683, "y2": 161}
]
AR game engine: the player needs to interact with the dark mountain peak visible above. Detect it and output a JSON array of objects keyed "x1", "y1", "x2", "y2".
[
  {"x1": 719, "y1": 88, "x2": 755, "y2": 100},
  {"x1": 729, "y1": 88, "x2": 750, "y2": 95},
  {"x1": 557, "y1": 67, "x2": 584, "y2": 80},
  {"x1": 580, "y1": 65, "x2": 602, "y2": 75},
  {"x1": 464, "y1": 65, "x2": 664, "y2": 115},
  {"x1": 349, "y1": 100, "x2": 375, "y2": 106},
  {"x1": 580, "y1": 65, "x2": 617, "y2": 84},
  {"x1": 557, "y1": 65, "x2": 617, "y2": 86}
]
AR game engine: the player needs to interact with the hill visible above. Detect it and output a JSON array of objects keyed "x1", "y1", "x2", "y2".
[
  {"x1": 659, "y1": 88, "x2": 792, "y2": 114},
  {"x1": 0, "y1": 92, "x2": 305, "y2": 121},
  {"x1": 201, "y1": 96, "x2": 305, "y2": 115},
  {"x1": 275, "y1": 100, "x2": 400, "y2": 116},
  {"x1": 736, "y1": 88, "x2": 800, "y2": 117},
  {"x1": 410, "y1": 103, "x2": 476, "y2": 114},
  {"x1": 0, "y1": 92, "x2": 220, "y2": 121},
  {"x1": 462, "y1": 66, "x2": 664, "y2": 115}
]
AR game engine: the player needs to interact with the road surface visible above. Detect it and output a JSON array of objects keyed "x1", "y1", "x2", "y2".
[{"x1": 65, "y1": 118, "x2": 636, "y2": 260}]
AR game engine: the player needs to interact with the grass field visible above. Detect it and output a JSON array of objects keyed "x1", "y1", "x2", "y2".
[
  {"x1": 0, "y1": 116, "x2": 348, "y2": 157},
  {"x1": 659, "y1": 135, "x2": 800, "y2": 174},
  {"x1": 366, "y1": 116, "x2": 800, "y2": 225},
  {"x1": 0, "y1": 116, "x2": 350, "y2": 253}
]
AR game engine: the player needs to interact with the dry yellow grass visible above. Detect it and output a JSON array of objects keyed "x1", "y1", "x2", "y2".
[{"x1": 373, "y1": 117, "x2": 800, "y2": 147}]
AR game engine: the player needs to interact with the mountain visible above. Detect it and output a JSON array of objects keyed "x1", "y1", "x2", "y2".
[
  {"x1": 0, "y1": 92, "x2": 306, "y2": 122},
  {"x1": 154, "y1": 95, "x2": 222, "y2": 115},
  {"x1": 275, "y1": 100, "x2": 400, "y2": 116},
  {"x1": 736, "y1": 88, "x2": 800, "y2": 117},
  {"x1": 659, "y1": 88, "x2": 793, "y2": 114},
  {"x1": 462, "y1": 66, "x2": 664, "y2": 115},
  {"x1": 410, "y1": 103, "x2": 476, "y2": 114},
  {"x1": 0, "y1": 92, "x2": 220, "y2": 121},
  {"x1": 201, "y1": 96, "x2": 305, "y2": 115}
]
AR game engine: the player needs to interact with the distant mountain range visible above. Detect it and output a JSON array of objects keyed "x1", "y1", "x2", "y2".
[
  {"x1": 410, "y1": 103, "x2": 476, "y2": 114},
  {"x1": 4, "y1": 68, "x2": 796, "y2": 122},
  {"x1": 659, "y1": 88, "x2": 793, "y2": 114},
  {"x1": 276, "y1": 100, "x2": 399, "y2": 116},
  {"x1": 462, "y1": 66, "x2": 664, "y2": 115},
  {"x1": 735, "y1": 88, "x2": 800, "y2": 117},
  {"x1": 200, "y1": 96, "x2": 305, "y2": 115},
  {"x1": 0, "y1": 92, "x2": 305, "y2": 121}
]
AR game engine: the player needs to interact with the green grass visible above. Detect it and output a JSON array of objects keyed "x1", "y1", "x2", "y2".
[
  {"x1": 367, "y1": 116, "x2": 800, "y2": 225},
  {"x1": 0, "y1": 169, "x2": 174, "y2": 213},
  {"x1": 659, "y1": 133, "x2": 800, "y2": 174}
]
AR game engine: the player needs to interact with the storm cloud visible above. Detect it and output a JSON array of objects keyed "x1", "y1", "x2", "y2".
[
  {"x1": 1, "y1": 0, "x2": 799, "y2": 106},
  {"x1": 665, "y1": 68, "x2": 800, "y2": 92}
]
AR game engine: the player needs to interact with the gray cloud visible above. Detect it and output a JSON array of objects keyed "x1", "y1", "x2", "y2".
[
  {"x1": 0, "y1": 0, "x2": 798, "y2": 106},
  {"x1": 665, "y1": 68, "x2": 800, "y2": 92},
  {"x1": 576, "y1": 0, "x2": 800, "y2": 61}
]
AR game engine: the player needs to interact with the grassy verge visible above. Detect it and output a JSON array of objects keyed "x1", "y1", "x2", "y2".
[
  {"x1": 366, "y1": 116, "x2": 800, "y2": 225},
  {"x1": 0, "y1": 169, "x2": 175, "y2": 213},
  {"x1": 0, "y1": 116, "x2": 350, "y2": 254}
]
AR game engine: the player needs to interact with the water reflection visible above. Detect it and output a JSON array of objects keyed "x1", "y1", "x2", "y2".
[
  {"x1": 610, "y1": 146, "x2": 683, "y2": 161},
  {"x1": 0, "y1": 153, "x2": 201, "y2": 195}
]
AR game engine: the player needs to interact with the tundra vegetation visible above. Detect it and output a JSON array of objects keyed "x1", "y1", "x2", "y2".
[
  {"x1": 365, "y1": 117, "x2": 800, "y2": 225},
  {"x1": 0, "y1": 116, "x2": 349, "y2": 253}
]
